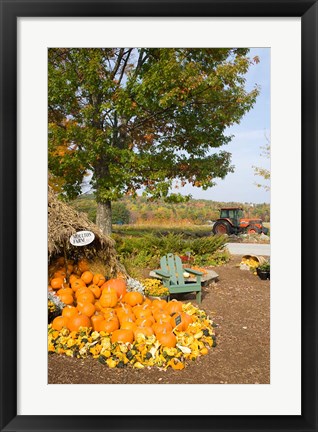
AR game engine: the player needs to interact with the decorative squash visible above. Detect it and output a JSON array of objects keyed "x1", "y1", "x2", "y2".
[
  {"x1": 101, "y1": 278, "x2": 127, "y2": 299},
  {"x1": 123, "y1": 291, "x2": 143, "y2": 307},
  {"x1": 100, "y1": 287, "x2": 118, "y2": 308},
  {"x1": 111, "y1": 329, "x2": 134, "y2": 344},
  {"x1": 67, "y1": 313, "x2": 91, "y2": 331}
]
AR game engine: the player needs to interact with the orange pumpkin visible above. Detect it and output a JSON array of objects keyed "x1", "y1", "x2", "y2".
[
  {"x1": 135, "y1": 317, "x2": 155, "y2": 327},
  {"x1": 120, "y1": 321, "x2": 137, "y2": 332},
  {"x1": 67, "y1": 314, "x2": 91, "y2": 331},
  {"x1": 77, "y1": 290, "x2": 95, "y2": 305},
  {"x1": 153, "y1": 311, "x2": 171, "y2": 323},
  {"x1": 93, "y1": 273, "x2": 106, "y2": 287},
  {"x1": 66, "y1": 264, "x2": 74, "y2": 274},
  {"x1": 71, "y1": 278, "x2": 86, "y2": 292},
  {"x1": 75, "y1": 286, "x2": 91, "y2": 298},
  {"x1": 78, "y1": 302, "x2": 96, "y2": 317},
  {"x1": 69, "y1": 274, "x2": 79, "y2": 285},
  {"x1": 56, "y1": 256, "x2": 65, "y2": 266},
  {"x1": 50, "y1": 277, "x2": 64, "y2": 290},
  {"x1": 81, "y1": 271, "x2": 94, "y2": 285},
  {"x1": 133, "y1": 307, "x2": 152, "y2": 320},
  {"x1": 170, "y1": 312, "x2": 192, "y2": 332},
  {"x1": 152, "y1": 299, "x2": 167, "y2": 310},
  {"x1": 53, "y1": 270, "x2": 67, "y2": 279},
  {"x1": 101, "y1": 278, "x2": 127, "y2": 299},
  {"x1": 134, "y1": 326, "x2": 154, "y2": 338},
  {"x1": 62, "y1": 306, "x2": 78, "y2": 319},
  {"x1": 156, "y1": 329, "x2": 177, "y2": 347},
  {"x1": 153, "y1": 321, "x2": 173, "y2": 336},
  {"x1": 88, "y1": 284, "x2": 101, "y2": 299},
  {"x1": 57, "y1": 287, "x2": 73, "y2": 297},
  {"x1": 59, "y1": 293, "x2": 74, "y2": 305},
  {"x1": 123, "y1": 291, "x2": 143, "y2": 307},
  {"x1": 111, "y1": 329, "x2": 134, "y2": 344},
  {"x1": 143, "y1": 297, "x2": 152, "y2": 307},
  {"x1": 165, "y1": 300, "x2": 183, "y2": 315},
  {"x1": 100, "y1": 287, "x2": 118, "y2": 308},
  {"x1": 91, "y1": 314, "x2": 105, "y2": 331},
  {"x1": 52, "y1": 316, "x2": 69, "y2": 330},
  {"x1": 94, "y1": 300, "x2": 102, "y2": 312},
  {"x1": 98, "y1": 317, "x2": 119, "y2": 333},
  {"x1": 77, "y1": 259, "x2": 90, "y2": 273},
  {"x1": 115, "y1": 303, "x2": 133, "y2": 315}
]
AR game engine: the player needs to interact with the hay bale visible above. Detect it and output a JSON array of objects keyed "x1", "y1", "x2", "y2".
[{"x1": 48, "y1": 186, "x2": 126, "y2": 277}]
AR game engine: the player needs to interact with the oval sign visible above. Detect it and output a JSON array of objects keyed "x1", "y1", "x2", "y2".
[{"x1": 70, "y1": 230, "x2": 95, "y2": 246}]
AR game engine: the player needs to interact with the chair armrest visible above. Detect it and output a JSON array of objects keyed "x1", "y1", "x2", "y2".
[
  {"x1": 184, "y1": 268, "x2": 204, "y2": 276},
  {"x1": 154, "y1": 269, "x2": 171, "y2": 279}
]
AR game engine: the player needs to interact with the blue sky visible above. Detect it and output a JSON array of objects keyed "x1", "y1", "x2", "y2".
[{"x1": 180, "y1": 47, "x2": 270, "y2": 204}]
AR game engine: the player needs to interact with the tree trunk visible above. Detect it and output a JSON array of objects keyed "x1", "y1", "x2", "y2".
[{"x1": 96, "y1": 200, "x2": 112, "y2": 236}]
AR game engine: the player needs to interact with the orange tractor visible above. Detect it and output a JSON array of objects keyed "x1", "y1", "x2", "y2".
[{"x1": 212, "y1": 207, "x2": 269, "y2": 236}]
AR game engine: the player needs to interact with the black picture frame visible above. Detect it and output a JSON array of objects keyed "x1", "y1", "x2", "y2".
[{"x1": 0, "y1": 1, "x2": 317, "y2": 431}]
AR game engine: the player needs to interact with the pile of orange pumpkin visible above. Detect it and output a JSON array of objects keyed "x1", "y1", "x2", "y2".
[{"x1": 48, "y1": 257, "x2": 216, "y2": 369}]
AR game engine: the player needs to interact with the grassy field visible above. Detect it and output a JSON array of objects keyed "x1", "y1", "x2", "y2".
[{"x1": 112, "y1": 224, "x2": 213, "y2": 238}]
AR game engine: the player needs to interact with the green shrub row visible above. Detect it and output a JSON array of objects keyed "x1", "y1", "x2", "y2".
[{"x1": 112, "y1": 232, "x2": 229, "y2": 278}]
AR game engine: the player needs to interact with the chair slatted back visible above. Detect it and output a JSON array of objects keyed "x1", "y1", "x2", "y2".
[{"x1": 160, "y1": 253, "x2": 185, "y2": 285}]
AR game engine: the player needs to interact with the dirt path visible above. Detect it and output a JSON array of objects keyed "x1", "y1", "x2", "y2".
[{"x1": 48, "y1": 256, "x2": 270, "y2": 384}]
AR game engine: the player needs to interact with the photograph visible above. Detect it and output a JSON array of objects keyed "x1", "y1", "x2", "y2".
[
  {"x1": 47, "y1": 47, "x2": 271, "y2": 384},
  {"x1": 1, "y1": 0, "x2": 317, "y2": 429}
]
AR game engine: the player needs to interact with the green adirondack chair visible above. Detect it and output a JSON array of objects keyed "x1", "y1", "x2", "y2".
[{"x1": 154, "y1": 253, "x2": 203, "y2": 303}]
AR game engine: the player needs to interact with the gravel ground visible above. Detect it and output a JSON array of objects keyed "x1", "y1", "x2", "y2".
[{"x1": 48, "y1": 256, "x2": 270, "y2": 384}]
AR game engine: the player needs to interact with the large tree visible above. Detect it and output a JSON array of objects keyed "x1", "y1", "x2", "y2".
[
  {"x1": 253, "y1": 135, "x2": 270, "y2": 191},
  {"x1": 48, "y1": 48, "x2": 259, "y2": 234}
]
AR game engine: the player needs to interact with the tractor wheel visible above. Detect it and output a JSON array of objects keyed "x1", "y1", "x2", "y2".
[
  {"x1": 212, "y1": 221, "x2": 232, "y2": 235},
  {"x1": 246, "y1": 225, "x2": 261, "y2": 235}
]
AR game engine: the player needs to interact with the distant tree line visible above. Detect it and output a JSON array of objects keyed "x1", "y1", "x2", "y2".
[{"x1": 71, "y1": 194, "x2": 270, "y2": 225}]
